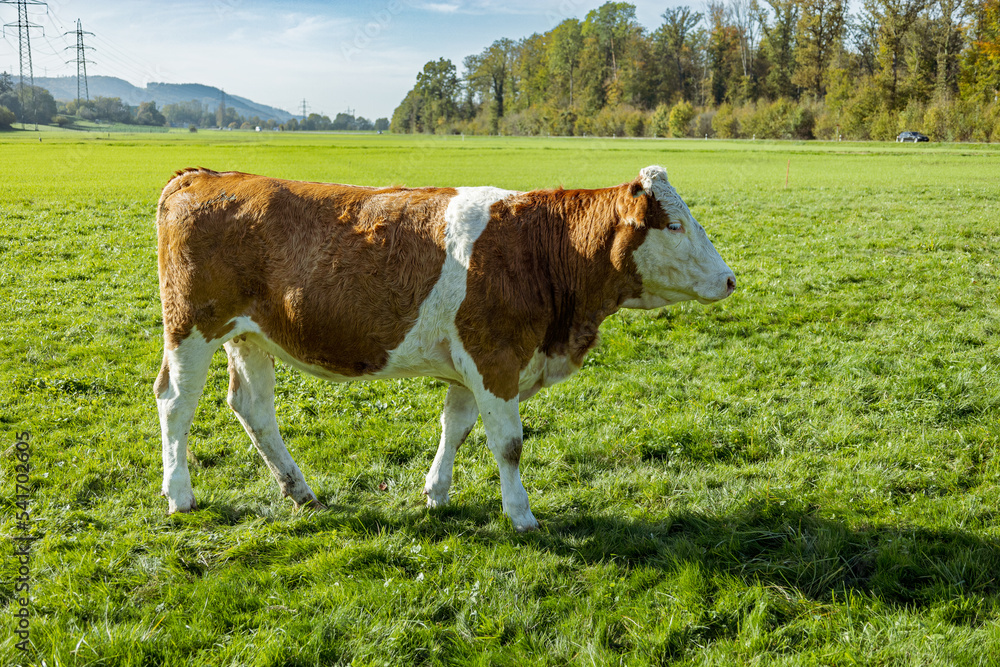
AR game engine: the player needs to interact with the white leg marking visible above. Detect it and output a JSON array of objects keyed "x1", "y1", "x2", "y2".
[
  {"x1": 424, "y1": 383, "x2": 479, "y2": 507},
  {"x1": 225, "y1": 337, "x2": 321, "y2": 509},
  {"x1": 156, "y1": 331, "x2": 218, "y2": 514},
  {"x1": 475, "y1": 389, "x2": 538, "y2": 531}
]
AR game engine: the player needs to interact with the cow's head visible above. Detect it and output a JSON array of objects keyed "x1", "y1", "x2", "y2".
[{"x1": 620, "y1": 165, "x2": 735, "y2": 308}]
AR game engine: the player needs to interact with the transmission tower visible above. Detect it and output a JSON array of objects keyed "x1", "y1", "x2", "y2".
[
  {"x1": 1, "y1": 0, "x2": 46, "y2": 129},
  {"x1": 64, "y1": 19, "x2": 94, "y2": 102},
  {"x1": 301, "y1": 98, "x2": 308, "y2": 119}
]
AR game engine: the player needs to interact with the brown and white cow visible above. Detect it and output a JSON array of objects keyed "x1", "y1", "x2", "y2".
[{"x1": 154, "y1": 166, "x2": 735, "y2": 531}]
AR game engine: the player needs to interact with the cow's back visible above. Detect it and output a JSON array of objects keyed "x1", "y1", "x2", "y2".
[{"x1": 156, "y1": 169, "x2": 457, "y2": 377}]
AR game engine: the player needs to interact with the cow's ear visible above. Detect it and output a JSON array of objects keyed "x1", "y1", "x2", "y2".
[{"x1": 621, "y1": 179, "x2": 650, "y2": 227}]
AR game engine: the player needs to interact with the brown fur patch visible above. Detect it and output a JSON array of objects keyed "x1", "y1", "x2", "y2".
[
  {"x1": 153, "y1": 356, "x2": 170, "y2": 398},
  {"x1": 455, "y1": 179, "x2": 659, "y2": 399},
  {"x1": 503, "y1": 438, "x2": 523, "y2": 465},
  {"x1": 156, "y1": 170, "x2": 457, "y2": 376},
  {"x1": 227, "y1": 355, "x2": 241, "y2": 397}
]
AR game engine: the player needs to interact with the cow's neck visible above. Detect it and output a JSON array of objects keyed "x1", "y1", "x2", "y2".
[{"x1": 532, "y1": 189, "x2": 647, "y2": 364}]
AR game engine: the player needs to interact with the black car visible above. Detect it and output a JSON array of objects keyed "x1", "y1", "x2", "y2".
[{"x1": 897, "y1": 131, "x2": 929, "y2": 142}]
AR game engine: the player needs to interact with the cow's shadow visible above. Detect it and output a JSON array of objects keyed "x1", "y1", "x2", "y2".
[{"x1": 253, "y1": 495, "x2": 1000, "y2": 611}]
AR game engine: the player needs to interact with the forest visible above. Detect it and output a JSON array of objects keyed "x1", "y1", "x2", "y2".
[{"x1": 391, "y1": 0, "x2": 1000, "y2": 140}]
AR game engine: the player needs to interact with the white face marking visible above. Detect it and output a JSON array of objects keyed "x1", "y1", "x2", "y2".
[{"x1": 628, "y1": 165, "x2": 735, "y2": 307}]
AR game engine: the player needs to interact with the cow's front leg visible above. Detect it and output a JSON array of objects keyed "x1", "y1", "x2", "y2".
[
  {"x1": 474, "y1": 389, "x2": 539, "y2": 532},
  {"x1": 425, "y1": 383, "x2": 479, "y2": 507}
]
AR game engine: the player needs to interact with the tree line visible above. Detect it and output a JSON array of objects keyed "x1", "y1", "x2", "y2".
[
  {"x1": 391, "y1": 0, "x2": 1000, "y2": 141},
  {"x1": 0, "y1": 74, "x2": 388, "y2": 132}
]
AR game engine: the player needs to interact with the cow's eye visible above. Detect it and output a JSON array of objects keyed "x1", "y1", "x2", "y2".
[{"x1": 667, "y1": 222, "x2": 683, "y2": 232}]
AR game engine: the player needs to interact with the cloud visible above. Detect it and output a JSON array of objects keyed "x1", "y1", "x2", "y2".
[
  {"x1": 417, "y1": 2, "x2": 461, "y2": 12},
  {"x1": 274, "y1": 14, "x2": 351, "y2": 44}
]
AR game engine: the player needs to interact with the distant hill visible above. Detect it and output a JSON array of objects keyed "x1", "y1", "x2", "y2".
[{"x1": 33, "y1": 76, "x2": 294, "y2": 122}]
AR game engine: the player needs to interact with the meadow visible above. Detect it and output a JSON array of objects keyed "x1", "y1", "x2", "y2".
[{"x1": 2, "y1": 130, "x2": 1000, "y2": 666}]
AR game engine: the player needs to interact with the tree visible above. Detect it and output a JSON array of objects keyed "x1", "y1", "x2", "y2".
[
  {"x1": 865, "y1": 0, "x2": 930, "y2": 107},
  {"x1": 466, "y1": 39, "x2": 516, "y2": 132},
  {"x1": 852, "y1": 6, "x2": 881, "y2": 76},
  {"x1": 793, "y1": 0, "x2": 848, "y2": 97},
  {"x1": 960, "y1": 0, "x2": 1000, "y2": 102},
  {"x1": 302, "y1": 113, "x2": 333, "y2": 131},
  {"x1": 515, "y1": 33, "x2": 551, "y2": 112},
  {"x1": 548, "y1": 19, "x2": 584, "y2": 107},
  {"x1": 0, "y1": 72, "x2": 13, "y2": 95},
  {"x1": 162, "y1": 99, "x2": 208, "y2": 127},
  {"x1": 136, "y1": 101, "x2": 166, "y2": 126},
  {"x1": 668, "y1": 99, "x2": 696, "y2": 135},
  {"x1": 655, "y1": 7, "x2": 704, "y2": 103},
  {"x1": 77, "y1": 96, "x2": 133, "y2": 124},
  {"x1": 391, "y1": 58, "x2": 461, "y2": 133},
  {"x1": 729, "y1": 0, "x2": 762, "y2": 99},
  {"x1": 374, "y1": 117, "x2": 389, "y2": 131},
  {"x1": 0, "y1": 105, "x2": 15, "y2": 128},
  {"x1": 930, "y1": 0, "x2": 968, "y2": 99},
  {"x1": 580, "y1": 2, "x2": 640, "y2": 106},
  {"x1": 620, "y1": 26, "x2": 658, "y2": 108},
  {"x1": 582, "y1": 2, "x2": 638, "y2": 86},
  {"x1": 759, "y1": 0, "x2": 801, "y2": 99},
  {"x1": 416, "y1": 57, "x2": 461, "y2": 127},
  {"x1": 707, "y1": 0, "x2": 745, "y2": 103},
  {"x1": 0, "y1": 84, "x2": 57, "y2": 124}
]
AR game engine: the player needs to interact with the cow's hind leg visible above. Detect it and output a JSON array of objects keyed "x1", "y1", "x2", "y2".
[
  {"x1": 156, "y1": 332, "x2": 218, "y2": 513},
  {"x1": 224, "y1": 336, "x2": 323, "y2": 509},
  {"x1": 424, "y1": 383, "x2": 479, "y2": 507}
]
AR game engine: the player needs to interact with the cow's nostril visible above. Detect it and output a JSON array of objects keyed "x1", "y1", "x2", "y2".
[{"x1": 726, "y1": 276, "x2": 736, "y2": 294}]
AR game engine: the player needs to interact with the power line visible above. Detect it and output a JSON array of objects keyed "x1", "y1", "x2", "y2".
[
  {"x1": 43, "y1": 2, "x2": 153, "y2": 84},
  {"x1": 88, "y1": 32, "x2": 166, "y2": 85},
  {"x1": 64, "y1": 18, "x2": 94, "y2": 101},
  {"x1": 1, "y1": 0, "x2": 47, "y2": 129}
]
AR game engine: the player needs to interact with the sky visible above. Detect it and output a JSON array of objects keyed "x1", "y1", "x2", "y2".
[{"x1": 1, "y1": 0, "x2": 685, "y2": 120}]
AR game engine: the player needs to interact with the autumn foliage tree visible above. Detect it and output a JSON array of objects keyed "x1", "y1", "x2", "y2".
[{"x1": 391, "y1": 0, "x2": 1000, "y2": 140}]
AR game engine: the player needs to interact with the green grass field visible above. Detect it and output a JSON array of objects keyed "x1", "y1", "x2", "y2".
[{"x1": 2, "y1": 130, "x2": 1000, "y2": 666}]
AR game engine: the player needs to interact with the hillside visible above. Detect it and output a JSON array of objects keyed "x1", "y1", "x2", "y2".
[{"x1": 34, "y1": 75, "x2": 294, "y2": 122}]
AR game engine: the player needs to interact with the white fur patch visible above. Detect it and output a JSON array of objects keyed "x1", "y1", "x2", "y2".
[
  {"x1": 374, "y1": 186, "x2": 517, "y2": 381},
  {"x1": 445, "y1": 186, "x2": 515, "y2": 270}
]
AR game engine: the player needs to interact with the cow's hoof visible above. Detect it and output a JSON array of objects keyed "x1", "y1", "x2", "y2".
[
  {"x1": 424, "y1": 489, "x2": 449, "y2": 508},
  {"x1": 511, "y1": 515, "x2": 540, "y2": 532},
  {"x1": 295, "y1": 496, "x2": 327, "y2": 511},
  {"x1": 166, "y1": 496, "x2": 198, "y2": 514}
]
